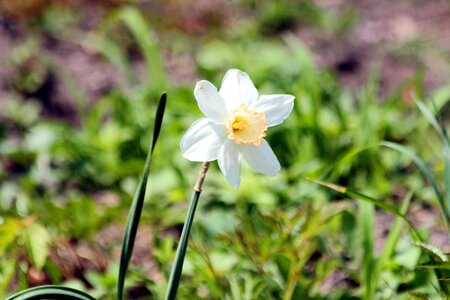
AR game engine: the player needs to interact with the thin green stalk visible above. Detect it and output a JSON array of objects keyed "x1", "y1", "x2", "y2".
[
  {"x1": 283, "y1": 263, "x2": 301, "y2": 300},
  {"x1": 165, "y1": 162, "x2": 210, "y2": 300},
  {"x1": 360, "y1": 201, "x2": 374, "y2": 300},
  {"x1": 283, "y1": 240, "x2": 315, "y2": 300},
  {"x1": 368, "y1": 191, "x2": 413, "y2": 299}
]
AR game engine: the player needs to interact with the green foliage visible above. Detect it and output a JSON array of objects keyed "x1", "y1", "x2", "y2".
[
  {"x1": 1, "y1": 1, "x2": 450, "y2": 299},
  {"x1": 171, "y1": 202, "x2": 351, "y2": 299},
  {"x1": 23, "y1": 223, "x2": 51, "y2": 271}
]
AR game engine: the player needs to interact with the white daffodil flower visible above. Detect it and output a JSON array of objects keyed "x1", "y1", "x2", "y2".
[{"x1": 181, "y1": 69, "x2": 295, "y2": 188}]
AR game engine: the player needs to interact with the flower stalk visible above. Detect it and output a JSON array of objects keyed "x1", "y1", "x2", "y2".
[{"x1": 165, "y1": 161, "x2": 210, "y2": 300}]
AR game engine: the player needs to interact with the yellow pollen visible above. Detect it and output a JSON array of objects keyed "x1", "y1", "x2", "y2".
[
  {"x1": 226, "y1": 104, "x2": 267, "y2": 146},
  {"x1": 231, "y1": 116, "x2": 248, "y2": 132}
]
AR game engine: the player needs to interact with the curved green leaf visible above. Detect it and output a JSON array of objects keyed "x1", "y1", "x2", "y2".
[
  {"x1": 412, "y1": 241, "x2": 448, "y2": 263},
  {"x1": 414, "y1": 96, "x2": 450, "y2": 235},
  {"x1": 305, "y1": 177, "x2": 423, "y2": 241},
  {"x1": 381, "y1": 141, "x2": 450, "y2": 231},
  {"x1": 6, "y1": 285, "x2": 96, "y2": 300},
  {"x1": 414, "y1": 96, "x2": 442, "y2": 134}
]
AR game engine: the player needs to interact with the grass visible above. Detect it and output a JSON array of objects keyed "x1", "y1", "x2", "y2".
[{"x1": 1, "y1": 1, "x2": 450, "y2": 299}]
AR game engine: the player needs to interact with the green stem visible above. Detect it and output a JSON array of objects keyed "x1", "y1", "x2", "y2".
[
  {"x1": 283, "y1": 240, "x2": 313, "y2": 300},
  {"x1": 283, "y1": 263, "x2": 301, "y2": 300},
  {"x1": 165, "y1": 162, "x2": 210, "y2": 300}
]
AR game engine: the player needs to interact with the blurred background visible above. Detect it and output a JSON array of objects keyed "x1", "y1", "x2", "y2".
[{"x1": 1, "y1": 0, "x2": 450, "y2": 299}]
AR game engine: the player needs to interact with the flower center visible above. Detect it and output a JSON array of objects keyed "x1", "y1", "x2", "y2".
[{"x1": 226, "y1": 104, "x2": 267, "y2": 146}]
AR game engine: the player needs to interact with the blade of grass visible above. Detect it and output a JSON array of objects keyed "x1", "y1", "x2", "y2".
[
  {"x1": 83, "y1": 34, "x2": 137, "y2": 85},
  {"x1": 119, "y1": 7, "x2": 168, "y2": 89},
  {"x1": 412, "y1": 242, "x2": 448, "y2": 263},
  {"x1": 414, "y1": 97, "x2": 442, "y2": 133},
  {"x1": 429, "y1": 97, "x2": 450, "y2": 232},
  {"x1": 360, "y1": 200, "x2": 374, "y2": 300},
  {"x1": 6, "y1": 285, "x2": 96, "y2": 300},
  {"x1": 307, "y1": 177, "x2": 450, "y2": 296},
  {"x1": 412, "y1": 241, "x2": 450, "y2": 295},
  {"x1": 369, "y1": 191, "x2": 413, "y2": 298},
  {"x1": 229, "y1": 278, "x2": 242, "y2": 300},
  {"x1": 381, "y1": 141, "x2": 450, "y2": 232},
  {"x1": 97, "y1": 6, "x2": 167, "y2": 89},
  {"x1": 414, "y1": 96, "x2": 450, "y2": 231},
  {"x1": 117, "y1": 93, "x2": 167, "y2": 300},
  {"x1": 354, "y1": 65, "x2": 379, "y2": 292},
  {"x1": 283, "y1": 33, "x2": 329, "y2": 156},
  {"x1": 305, "y1": 177, "x2": 422, "y2": 241},
  {"x1": 444, "y1": 138, "x2": 450, "y2": 229}
]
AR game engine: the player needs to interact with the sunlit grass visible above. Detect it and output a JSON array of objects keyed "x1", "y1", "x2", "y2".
[{"x1": 0, "y1": 2, "x2": 450, "y2": 299}]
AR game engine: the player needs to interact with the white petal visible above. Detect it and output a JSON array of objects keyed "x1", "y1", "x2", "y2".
[
  {"x1": 217, "y1": 139, "x2": 242, "y2": 188},
  {"x1": 241, "y1": 140, "x2": 280, "y2": 176},
  {"x1": 252, "y1": 94, "x2": 294, "y2": 127},
  {"x1": 219, "y1": 69, "x2": 259, "y2": 111},
  {"x1": 181, "y1": 118, "x2": 226, "y2": 162},
  {"x1": 194, "y1": 80, "x2": 228, "y2": 123}
]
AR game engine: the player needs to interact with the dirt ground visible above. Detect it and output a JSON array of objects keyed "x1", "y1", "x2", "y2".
[
  {"x1": 302, "y1": 0, "x2": 450, "y2": 94},
  {"x1": 1, "y1": 0, "x2": 449, "y2": 119}
]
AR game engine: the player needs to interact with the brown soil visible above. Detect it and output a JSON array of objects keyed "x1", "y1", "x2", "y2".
[
  {"x1": 301, "y1": 0, "x2": 450, "y2": 95},
  {"x1": 1, "y1": 0, "x2": 448, "y2": 122}
]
